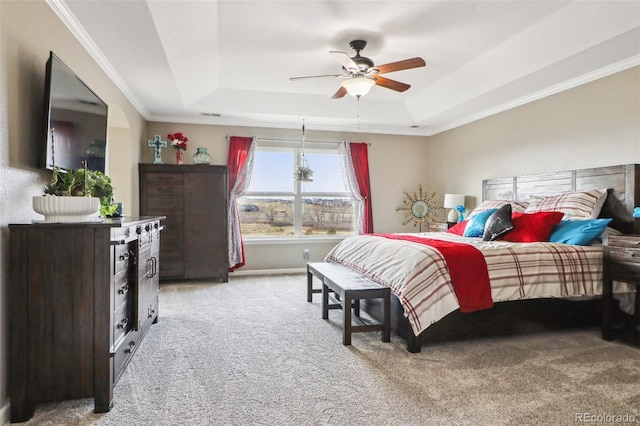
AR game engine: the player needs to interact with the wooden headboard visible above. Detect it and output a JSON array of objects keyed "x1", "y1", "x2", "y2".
[{"x1": 482, "y1": 164, "x2": 640, "y2": 234}]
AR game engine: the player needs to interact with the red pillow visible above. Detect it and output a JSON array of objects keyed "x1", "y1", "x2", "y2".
[
  {"x1": 500, "y1": 212, "x2": 564, "y2": 242},
  {"x1": 447, "y1": 221, "x2": 467, "y2": 236}
]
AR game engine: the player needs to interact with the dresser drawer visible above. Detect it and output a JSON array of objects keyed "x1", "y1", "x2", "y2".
[
  {"x1": 146, "y1": 183, "x2": 183, "y2": 197},
  {"x1": 145, "y1": 173, "x2": 184, "y2": 184},
  {"x1": 113, "y1": 305, "x2": 132, "y2": 347},
  {"x1": 427, "y1": 222, "x2": 449, "y2": 232},
  {"x1": 606, "y1": 245, "x2": 640, "y2": 265},
  {"x1": 146, "y1": 197, "x2": 184, "y2": 210},
  {"x1": 112, "y1": 330, "x2": 140, "y2": 384},
  {"x1": 113, "y1": 244, "x2": 131, "y2": 275},
  {"x1": 113, "y1": 272, "x2": 130, "y2": 311}
]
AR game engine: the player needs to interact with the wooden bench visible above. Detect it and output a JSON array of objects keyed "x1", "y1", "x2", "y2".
[{"x1": 307, "y1": 262, "x2": 391, "y2": 345}]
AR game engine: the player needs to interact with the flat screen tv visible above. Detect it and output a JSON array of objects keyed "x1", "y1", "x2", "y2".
[{"x1": 40, "y1": 51, "x2": 108, "y2": 172}]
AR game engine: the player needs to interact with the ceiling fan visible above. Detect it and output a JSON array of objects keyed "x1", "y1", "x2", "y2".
[{"x1": 289, "y1": 40, "x2": 426, "y2": 99}]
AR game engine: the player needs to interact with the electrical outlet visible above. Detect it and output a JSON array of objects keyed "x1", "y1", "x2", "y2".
[{"x1": 303, "y1": 249, "x2": 310, "y2": 260}]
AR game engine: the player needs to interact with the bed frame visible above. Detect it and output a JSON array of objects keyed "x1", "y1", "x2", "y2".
[{"x1": 364, "y1": 164, "x2": 640, "y2": 352}]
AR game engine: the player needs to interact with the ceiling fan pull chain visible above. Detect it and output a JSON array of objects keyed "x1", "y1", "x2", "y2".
[{"x1": 356, "y1": 97, "x2": 361, "y2": 129}]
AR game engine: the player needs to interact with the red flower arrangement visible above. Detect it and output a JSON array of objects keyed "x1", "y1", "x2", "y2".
[{"x1": 168, "y1": 132, "x2": 188, "y2": 150}]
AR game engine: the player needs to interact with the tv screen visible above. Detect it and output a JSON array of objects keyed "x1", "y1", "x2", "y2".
[{"x1": 40, "y1": 52, "x2": 108, "y2": 172}]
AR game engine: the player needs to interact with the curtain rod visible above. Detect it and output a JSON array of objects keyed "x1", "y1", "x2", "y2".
[{"x1": 225, "y1": 136, "x2": 370, "y2": 146}]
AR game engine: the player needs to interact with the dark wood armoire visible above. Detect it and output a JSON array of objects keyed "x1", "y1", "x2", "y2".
[{"x1": 139, "y1": 163, "x2": 228, "y2": 281}]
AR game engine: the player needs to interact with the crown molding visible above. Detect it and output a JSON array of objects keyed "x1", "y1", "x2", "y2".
[
  {"x1": 428, "y1": 55, "x2": 640, "y2": 136},
  {"x1": 45, "y1": 0, "x2": 150, "y2": 119}
]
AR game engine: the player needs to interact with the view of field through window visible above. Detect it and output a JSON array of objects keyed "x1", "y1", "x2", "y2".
[{"x1": 239, "y1": 148, "x2": 357, "y2": 238}]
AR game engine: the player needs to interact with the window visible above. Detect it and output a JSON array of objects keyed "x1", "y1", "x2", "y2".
[{"x1": 238, "y1": 140, "x2": 357, "y2": 238}]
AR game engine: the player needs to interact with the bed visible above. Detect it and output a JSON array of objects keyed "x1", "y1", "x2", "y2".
[{"x1": 325, "y1": 164, "x2": 640, "y2": 352}]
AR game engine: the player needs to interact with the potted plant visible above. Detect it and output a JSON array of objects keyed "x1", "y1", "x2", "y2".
[
  {"x1": 34, "y1": 168, "x2": 118, "y2": 222},
  {"x1": 294, "y1": 165, "x2": 314, "y2": 182}
]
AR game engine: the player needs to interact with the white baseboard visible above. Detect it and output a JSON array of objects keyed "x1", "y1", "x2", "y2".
[
  {"x1": 230, "y1": 268, "x2": 306, "y2": 276},
  {"x1": 1, "y1": 401, "x2": 10, "y2": 425}
]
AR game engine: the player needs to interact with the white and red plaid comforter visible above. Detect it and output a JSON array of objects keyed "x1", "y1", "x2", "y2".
[{"x1": 324, "y1": 232, "x2": 604, "y2": 336}]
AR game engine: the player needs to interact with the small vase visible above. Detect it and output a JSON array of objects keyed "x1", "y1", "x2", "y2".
[
  {"x1": 176, "y1": 150, "x2": 184, "y2": 165},
  {"x1": 193, "y1": 147, "x2": 212, "y2": 165}
]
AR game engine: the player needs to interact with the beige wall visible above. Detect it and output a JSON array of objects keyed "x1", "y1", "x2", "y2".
[
  {"x1": 146, "y1": 67, "x2": 640, "y2": 274},
  {"x1": 0, "y1": 1, "x2": 147, "y2": 421},
  {"x1": 145, "y1": 122, "x2": 430, "y2": 273},
  {"x1": 425, "y1": 66, "x2": 640, "y2": 211}
]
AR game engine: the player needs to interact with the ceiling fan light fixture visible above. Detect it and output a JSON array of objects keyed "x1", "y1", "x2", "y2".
[{"x1": 341, "y1": 76, "x2": 375, "y2": 98}]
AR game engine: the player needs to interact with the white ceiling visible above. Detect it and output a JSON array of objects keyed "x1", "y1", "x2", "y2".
[{"x1": 51, "y1": 0, "x2": 640, "y2": 136}]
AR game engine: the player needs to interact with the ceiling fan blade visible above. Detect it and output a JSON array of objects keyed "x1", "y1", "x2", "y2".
[
  {"x1": 374, "y1": 76, "x2": 411, "y2": 92},
  {"x1": 331, "y1": 86, "x2": 348, "y2": 99},
  {"x1": 289, "y1": 74, "x2": 346, "y2": 81},
  {"x1": 329, "y1": 51, "x2": 359, "y2": 73},
  {"x1": 372, "y1": 57, "x2": 426, "y2": 75}
]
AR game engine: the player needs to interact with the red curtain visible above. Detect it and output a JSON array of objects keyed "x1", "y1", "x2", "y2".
[
  {"x1": 349, "y1": 142, "x2": 373, "y2": 233},
  {"x1": 227, "y1": 136, "x2": 254, "y2": 271}
]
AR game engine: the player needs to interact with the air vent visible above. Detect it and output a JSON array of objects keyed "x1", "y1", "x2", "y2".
[{"x1": 200, "y1": 112, "x2": 221, "y2": 117}]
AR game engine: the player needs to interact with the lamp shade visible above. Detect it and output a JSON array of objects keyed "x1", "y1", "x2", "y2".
[
  {"x1": 443, "y1": 194, "x2": 465, "y2": 209},
  {"x1": 341, "y1": 76, "x2": 375, "y2": 98}
]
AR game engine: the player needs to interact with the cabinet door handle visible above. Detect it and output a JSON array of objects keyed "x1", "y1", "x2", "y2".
[
  {"x1": 117, "y1": 318, "x2": 129, "y2": 329},
  {"x1": 124, "y1": 341, "x2": 136, "y2": 354},
  {"x1": 118, "y1": 283, "x2": 129, "y2": 294},
  {"x1": 145, "y1": 258, "x2": 153, "y2": 278}
]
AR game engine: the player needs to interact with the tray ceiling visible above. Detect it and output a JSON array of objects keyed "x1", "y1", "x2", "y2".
[{"x1": 52, "y1": 0, "x2": 640, "y2": 136}]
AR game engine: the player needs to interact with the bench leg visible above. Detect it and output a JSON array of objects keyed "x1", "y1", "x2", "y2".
[
  {"x1": 307, "y1": 268, "x2": 313, "y2": 303},
  {"x1": 322, "y1": 282, "x2": 329, "y2": 320},
  {"x1": 602, "y1": 278, "x2": 613, "y2": 341},
  {"x1": 382, "y1": 290, "x2": 390, "y2": 342},
  {"x1": 353, "y1": 299, "x2": 360, "y2": 317},
  {"x1": 343, "y1": 292, "x2": 352, "y2": 345}
]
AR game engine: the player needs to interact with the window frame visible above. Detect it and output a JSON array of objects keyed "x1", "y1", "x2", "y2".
[{"x1": 241, "y1": 139, "x2": 358, "y2": 240}]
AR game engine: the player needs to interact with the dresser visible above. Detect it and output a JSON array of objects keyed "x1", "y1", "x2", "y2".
[
  {"x1": 8, "y1": 217, "x2": 163, "y2": 422},
  {"x1": 602, "y1": 234, "x2": 640, "y2": 344},
  {"x1": 139, "y1": 164, "x2": 228, "y2": 281}
]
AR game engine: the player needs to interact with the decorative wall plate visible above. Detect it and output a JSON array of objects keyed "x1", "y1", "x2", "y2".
[{"x1": 396, "y1": 184, "x2": 441, "y2": 228}]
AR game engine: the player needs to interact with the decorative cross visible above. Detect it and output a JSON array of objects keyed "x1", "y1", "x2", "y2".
[{"x1": 147, "y1": 135, "x2": 167, "y2": 164}]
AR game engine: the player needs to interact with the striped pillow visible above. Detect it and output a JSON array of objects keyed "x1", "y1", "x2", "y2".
[
  {"x1": 467, "y1": 200, "x2": 529, "y2": 219},
  {"x1": 524, "y1": 188, "x2": 608, "y2": 220}
]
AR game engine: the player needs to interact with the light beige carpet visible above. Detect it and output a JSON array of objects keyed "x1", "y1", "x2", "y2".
[{"x1": 20, "y1": 274, "x2": 640, "y2": 426}]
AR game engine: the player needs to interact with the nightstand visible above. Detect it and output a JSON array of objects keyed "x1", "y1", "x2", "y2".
[
  {"x1": 427, "y1": 222, "x2": 452, "y2": 232},
  {"x1": 602, "y1": 235, "x2": 640, "y2": 343}
]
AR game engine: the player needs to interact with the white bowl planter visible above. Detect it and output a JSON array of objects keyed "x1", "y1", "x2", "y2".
[{"x1": 33, "y1": 196, "x2": 100, "y2": 222}]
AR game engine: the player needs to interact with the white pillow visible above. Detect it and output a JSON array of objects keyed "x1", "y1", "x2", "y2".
[{"x1": 524, "y1": 188, "x2": 608, "y2": 220}]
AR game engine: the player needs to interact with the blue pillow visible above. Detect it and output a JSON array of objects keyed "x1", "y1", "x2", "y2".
[
  {"x1": 547, "y1": 219, "x2": 613, "y2": 245},
  {"x1": 463, "y1": 208, "x2": 497, "y2": 238}
]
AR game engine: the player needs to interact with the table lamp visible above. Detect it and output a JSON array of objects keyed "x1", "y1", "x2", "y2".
[{"x1": 444, "y1": 194, "x2": 465, "y2": 223}]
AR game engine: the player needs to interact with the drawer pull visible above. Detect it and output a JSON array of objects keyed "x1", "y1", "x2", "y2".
[
  {"x1": 124, "y1": 341, "x2": 136, "y2": 354},
  {"x1": 117, "y1": 318, "x2": 129, "y2": 329}
]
